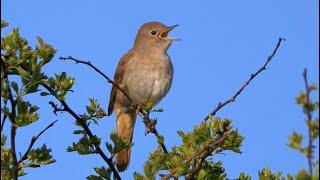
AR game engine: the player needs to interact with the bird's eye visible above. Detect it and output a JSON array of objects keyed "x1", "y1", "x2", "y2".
[{"x1": 150, "y1": 30, "x2": 157, "y2": 36}]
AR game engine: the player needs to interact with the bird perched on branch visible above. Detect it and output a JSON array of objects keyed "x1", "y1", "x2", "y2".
[{"x1": 107, "y1": 21, "x2": 178, "y2": 171}]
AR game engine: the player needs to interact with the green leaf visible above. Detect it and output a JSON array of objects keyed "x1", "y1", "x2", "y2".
[
  {"x1": 307, "y1": 118, "x2": 319, "y2": 140},
  {"x1": 27, "y1": 144, "x2": 56, "y2": 167},
  {"x1": 151, "y1": 108, "x2": 164, "y2": 113},
  {"x1": 105, "y1": 143, "x2": 113, "y2": 154},
  {"x1": 295, "y1": 169, "x2": 311, "y2": 180},
  {"x1": 36, "y1": 36, "x2": 56, "y2": 66},
  {"x1": 85, "y1": 98, "x2": 106, "y2": 122},
  {"x1": 10, "y1": 81, "x2": 19, "y2": 92},
  {"x1": 87, "y1": 175, "x2": 104, "y2": 180},
  {"x1": 87, "y1": 166, "x2": 112, "y2": 180},
  {"x1": 67, "y1": 135, "x2": 100, "y2": 155},
  {"x1": 196, "y1": 161, "x2": 226, "y2": 180},
  {"x1": 143, "y1": 147, "x2": 167, "y2": 179},
  {"x1": 177, "y1": 131, "x2": 185, "y2": 138},
  {"x1": 16, "y1": 67, "x2": 30, "y2": 78},
  {"x1": 134, "y1": 172, "x2": 148, "y2": 180},
  {"x1": 106, "y1": 131, "x2": 133, "y2": 155},
  {"x1": 94, "y1": 166, "x2": 112, "y2": 179},
  {"x1": 16, "y1": 100, "x2": 39, "y2": 126},
  {"x1": 18, "y1": 168, "x2": 27, "y2": 177},
  {"x1": 40, "y1": 92, "x2": 50, "y2": 96},
  {"x1": 288, "y1": 131, "x2": 303, "y2": 152},
  {"x1": 258, "y1": 168, "x2": 286, "y2": 180},
  {"x1": 51, "y1": 72, "x2": 75, "y2": 100},
  {"x1": 73, "y1": 129, "x2": 86, "y2": 135},
  {"x1": 1, "y1": 134, "x2": 6, "y2": 146},
  {"x1": 1, "y1": 20, "x2": 9, "y2": 28},
  {"x1": 238, "y1": 172, "x2": 252, "y2": 180}
]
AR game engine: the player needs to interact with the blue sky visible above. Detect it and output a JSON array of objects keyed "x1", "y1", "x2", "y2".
[{"x1": 1, "y1": 0, "x2": 319, "y2": 179}]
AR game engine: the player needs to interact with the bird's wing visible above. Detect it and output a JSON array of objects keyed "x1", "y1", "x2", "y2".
[{"x1": 107, "y1": 50, "x2": 135, "y2": 115}]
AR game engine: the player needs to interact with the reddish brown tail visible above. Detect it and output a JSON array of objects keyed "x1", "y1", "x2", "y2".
[{"x1": 115, "y1": 108, "x2": 136, "y2": 172}]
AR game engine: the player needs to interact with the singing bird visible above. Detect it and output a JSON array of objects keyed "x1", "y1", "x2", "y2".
[{"x1": 107, "y1": 21, "x2": 178, "y2": 171}]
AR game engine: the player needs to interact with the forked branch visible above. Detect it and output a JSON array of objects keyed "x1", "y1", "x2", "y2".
[{"x1": 17, "y1": 120, "x2": 58, "y2": 164}]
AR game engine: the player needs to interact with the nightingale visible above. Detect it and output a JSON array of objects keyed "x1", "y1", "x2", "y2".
[{"x1": 107, "y1": 21, "x2": 178, "y2": 172}]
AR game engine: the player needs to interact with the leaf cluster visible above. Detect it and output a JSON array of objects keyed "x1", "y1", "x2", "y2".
[
  {"x1": 1, "y1": 20, "x2": 56, "y2": 179},
  {"x1": 134, "y1": 118, "x2": 244, "y2": 179},
  {"x1": 288, "y1": 84, "x2": 319, "y2": 163}
]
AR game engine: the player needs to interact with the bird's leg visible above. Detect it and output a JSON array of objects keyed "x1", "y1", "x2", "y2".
[{"x1": 133, "y1": 103, "x2": 140, "y2": 114}]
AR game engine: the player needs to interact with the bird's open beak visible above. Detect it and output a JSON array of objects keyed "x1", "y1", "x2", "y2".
[{"x1": 160, "y1": 24, "x2": 180, "y2": 41}]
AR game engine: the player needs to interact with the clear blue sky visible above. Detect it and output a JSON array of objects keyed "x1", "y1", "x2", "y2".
[{"x1": 1, "y1": 0, "x2": 319, "y2": 179}]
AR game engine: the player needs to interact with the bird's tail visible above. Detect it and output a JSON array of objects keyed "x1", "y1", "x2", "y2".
[{"x1": 115, "y1": 108, "x2": 136, "y2": 172}]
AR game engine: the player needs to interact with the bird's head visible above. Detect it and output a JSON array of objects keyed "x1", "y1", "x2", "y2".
[{"x1": 134, "y1": 21, "x2": 179, "y2": 53}]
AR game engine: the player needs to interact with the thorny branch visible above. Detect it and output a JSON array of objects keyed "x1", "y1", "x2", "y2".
[
  {"x1": 17, "y1": 120, "x2": 58, "y2": 165},
  {"x1": 40, "y1": 83, "x2": 122, "y2": 180},
  {"x1": 204, "y1": 37, "x2": 285, "y2": 121},
  {"x1": 59, "y1": 56, "x2": 169, "y2": 154},
  {"x1": 303, "y1": 68, "x2": 313, "y2": 176}
]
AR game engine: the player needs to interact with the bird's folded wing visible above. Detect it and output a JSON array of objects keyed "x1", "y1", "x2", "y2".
[{"x1": 108, "y1": 50, "x2": 136, "y2": 115}]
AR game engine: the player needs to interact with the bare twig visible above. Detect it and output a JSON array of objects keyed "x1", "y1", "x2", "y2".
[
  {"x1": 40, "y1": 83, "x2": 121, "y2": 180},
  {"x1": 59, "y1": 56, "x2": 169, "y2": 154},
  {"x1": 59, "y1": 56, "x2": 132, "y2": 102},
  {"x1": 303, "y1": 68, "x2": 313, "y2": 176},
  {"x1": 17, "y1": 120, "x2": 58, "y2": 164},
  {"x1": 204, "y1": 38, "x2": 285, "y2": 121}
]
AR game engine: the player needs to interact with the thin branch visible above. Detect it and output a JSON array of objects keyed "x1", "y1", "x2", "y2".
[
  {"x1": 59, "y1": 56, "x2": 169, "y2": 154},
  {"x1": 2, "y1": 59, "x2": 18, "y2": 180},
  {"x1": 160, "y1": 169, "x2": 177, "y2": 180},
  {"x1": 303, "y1": 68, "x2": 313, "y2": 176},
  {"x1": 185, "y1": 156, "x2": 206, "y2": 180},
  {"x1": 1, "y1": 113, "x2": 7, "y2": 133},
  {"x1": 204, "y1": 37, "x2": 285, "y2": 121},
  {"x1": 40, "y1": 83, "x2": 121, "y2": 180},
  {"x1": 141, "y1": 115, "x2": 168, "y2": 154},
  {"x1": 184, "y1": 136, "x2": 225, "y2": 180},
  {"x1": 59, "y1": 56, "x2": 132, "y2": 102},
  {"x1": 185, "y1": 133, "x2": 227, "y2": 164},
  {"x1": 17, "y1": 120, "x2": 58, "y2": 164},
  {"x1": 9, "y1": 94, "x2": 18, "y2": 180},
  {"x1": 0, "y1": 58, "x2": 7, "y2": 133},
  {"x1": 48, "y1": 101, "x2": 66, "y2": 115}
]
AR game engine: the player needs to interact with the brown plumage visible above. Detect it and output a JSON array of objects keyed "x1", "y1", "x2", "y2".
[{"x1": 108, "y1": 21, "x2": 178, "y2": 172}]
